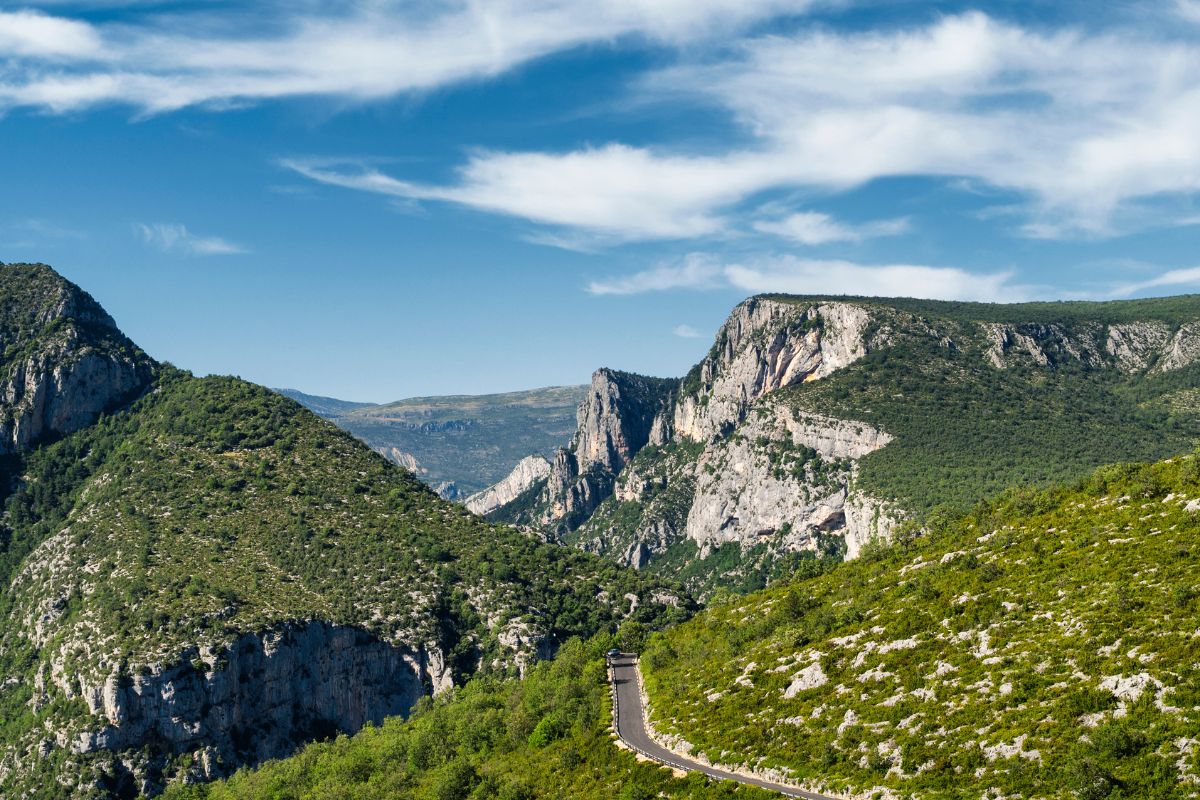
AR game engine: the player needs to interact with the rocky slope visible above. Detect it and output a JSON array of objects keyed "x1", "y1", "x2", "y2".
[
  {"x1": 0, "y1": 263, "x2": 155, "y2": 454},
  {"x1": 0, "y1": 265, "x2": 687, "y2": 799},
  {"x1": 486, "y1": 294, "x2": 1200, "y2": 595}
]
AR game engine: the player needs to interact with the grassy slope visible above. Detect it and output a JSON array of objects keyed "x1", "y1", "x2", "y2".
[
  {"x1": 640, "y1": 455, "x2": 1200, "y2": 799},
  {"x1": 311, "y1": 385, "x2": 588, "y2": 495},
  {"x1": 0, "y1": 371, "x2": 687, "y2": 798},
  {"x1": 163, "y1": 636, "x2": 774, "y2": 800}
]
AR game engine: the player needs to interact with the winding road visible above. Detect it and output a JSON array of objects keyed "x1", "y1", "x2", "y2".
[{"x1": 609, "y1": 653, "x2": 840, "y2": 800}]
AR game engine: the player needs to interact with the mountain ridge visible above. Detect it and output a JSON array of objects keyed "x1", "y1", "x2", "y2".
[{"x1": 484, "y1": 293, "x2": 1200, "y2": 595}]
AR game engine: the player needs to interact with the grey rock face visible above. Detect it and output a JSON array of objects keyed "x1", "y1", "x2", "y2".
[
  {"x1": 674, "y1": 299, "x2": 870, "y2": 442},
  {"x1": 573, "y1": 368, "x2": 675, "y2": 473},
  {"x1": 0, "y1": 266, "x2": 155, "y2": 454},
  {"x1": 533, "y1": 370, "x2": 674, "y2": 532},
  {"x1": 464, "y1": 455, "x2": 551, "y2": 516},
  {"x1": 684, "y1": 405, "x2": 896, "y2": 558},
  {"x1": 69, "y1": 622, "x2": 436, "y2": 786}
]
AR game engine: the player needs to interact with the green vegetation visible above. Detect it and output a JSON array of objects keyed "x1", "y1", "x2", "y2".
[
  {"x1": 283, "y1": 385, "x2": 588, "y2": 495},
  {"x1": 0, "y1": 370, "x2": 689, "y2": 798},
  {"x1": 641, "y1": 454, "x2": 1200, "y2": 799},
  {"x1": 760, "y1": 292, "x2": 1200, "y2": 327},
  {"x1": 788, "y1": 325, "x2": 1200, "y2": 513},
  {"x1": 163, "y1": 636, "x2": 773, "y2": 800}
]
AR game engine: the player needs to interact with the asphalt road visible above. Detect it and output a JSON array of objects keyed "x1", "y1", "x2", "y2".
[{"x1": 609, "y1": 653, "x2": 841, "y2": 800}]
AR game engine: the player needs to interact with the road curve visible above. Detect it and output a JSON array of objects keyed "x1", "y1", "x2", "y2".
[{"x1": 609, "y1": 653, "x2": 841, "y2": 800}]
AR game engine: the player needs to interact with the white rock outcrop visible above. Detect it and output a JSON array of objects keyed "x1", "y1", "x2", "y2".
[
  {"x1": 465, "y1": 455, "x2": 552, "y2": 516},
  {"x1": 674, "y1": 299, "x2": 870, "y2": 441},
  {"x1": 684, "y1": 405, "x2": 895, "y2": 558}
]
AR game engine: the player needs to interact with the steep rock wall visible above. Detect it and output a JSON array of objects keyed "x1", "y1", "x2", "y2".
[
  {"x1": 0, "y1": 269, "x2": 154, "y2": 454},
  {"x1": 684, "y1": 406, "x2": 896, "y2": 558},
  {"x1": 674, "y1": 299, "x2": 870, "y2": 441},
  {"x1": 63, "y1": 622, "x2": 440, "y2": 792}
]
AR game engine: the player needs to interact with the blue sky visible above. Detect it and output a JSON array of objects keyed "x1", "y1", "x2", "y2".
[{"x1": 7, "y1": 2, "x2": 1200, "y2": 400}]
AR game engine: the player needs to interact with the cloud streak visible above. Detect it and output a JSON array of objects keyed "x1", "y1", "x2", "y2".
[
  {"x1": 752, "y1": 212, "x2": 910, "y2": 245},
  {"x1": 286, "y1": 12, "x2": 1200, "y2": 242},
  {"x1": 136, "y1": 223, "x2": 247, "y2": 256},
  {"x1": 0, "y1": 2, "x2": 819, "y2": 114},
  {"x1": 589, "y1": 253, "x2": 1035, "y2": 303}
]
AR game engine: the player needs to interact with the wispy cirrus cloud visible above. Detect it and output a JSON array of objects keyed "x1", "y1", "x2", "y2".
[
  {"x1": 0, "y1": 2, "x2": 821, "y2": 115},
  {"x1": 1108, "y1": 266, "x2": 1200, "y2": 297},
  {"x1": 673, "y1": 324, "x2": 703, "y2": 338},
  {"x1": 136, "y1": 223, "x2": 247, "y2": 256},
  {"x1": 589, "y1": 253, "x2": 1036, "y2": 302},
  {"x1": 752, "y1": 212, "x2": 910, "y2": 245},
  {"x1": 586, "y1": 253, "x2": 724, "y2": 294}
]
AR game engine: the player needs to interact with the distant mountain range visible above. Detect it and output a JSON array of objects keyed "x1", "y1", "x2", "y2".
[{"x1": 275, "y1": 385, "x2": 587, "y2": 497}]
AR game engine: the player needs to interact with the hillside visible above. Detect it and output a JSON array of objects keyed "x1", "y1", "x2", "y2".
[
  {"x1": 639, "y1": 454, "x2": 1200, "y2": 799},
  {"x1": 163, "y1": 636, "x2": 775, "y2": 800},
  {"x1": 279, "y1": 385, "x2": 588, "y2": 497},
  {"x1": 485, "y1": 295, "x2": 1200, "y2": 596},
  {"x1": 0, "y1": 265, "x2": 686, "y2": 798}
]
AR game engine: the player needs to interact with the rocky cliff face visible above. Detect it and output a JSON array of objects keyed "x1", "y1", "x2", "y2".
[
  {"x1": 573, "y1": 368, "x2": 675, "y2": 473},
  {"x1": 464, "y1": 454, "x2": 550, "y2": 516},
  {"x1": 488, "y1": 293, "x2": 1200, "y2": 591},
  {"x1": 62, "y1": 622, "x2": 440, "y2": 795},
  {"x1": 485, "y1": 369, "x2": 674, "y2": 535},
  {"x1": 0, "y1": 263, "x2": 155, "y2": 454},
  {"x1": 674, "y1": 299, "x2": 870, "y2": 442},
  {"x1": 683, "y1": 406, "x2": 894, "y2": 559}
]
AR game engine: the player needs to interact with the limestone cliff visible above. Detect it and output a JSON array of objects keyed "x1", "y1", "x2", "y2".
[
  {"x1": 62, "y1": 622, "x2": 440, "y2": 795},
  {"x1": 0, "y1": 263, "x2": 155, "y2": 453},
  {"x1": 464, "y1": 454, "x2": 550, "y2": 516},
  {"x1": 673, "y1": 299, "x2": 870, "y2": 441},
  {"x1": 493, "y1": 292, "x2": 1200, "y2": 590},
  {"x1": 683, "y1": 405, "x2": 894, "y2": 559}
]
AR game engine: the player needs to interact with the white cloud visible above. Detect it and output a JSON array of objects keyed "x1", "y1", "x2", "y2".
[
  {"x1": 586, "y1": 253, "x2": 723, "y2": 294},
  {"x1": 1109, "y1": 266, "x2": 1200, "y2": 297},
  {"x1": 0, "y1": 1, "x2": 819, "y2": 114},
  {"x1": 287, "y1": 12, "x2": 1200, "y2": 242},
  {"x1": 284, "y1": 148, "x2": 772, "y2": 240},
  {"x1": 752, "y1": 212, "x2": 909, "y2": 245},
  {"x1": 0, "y1": 11, "x2": 100, "y2": 58},
  {"x1": 591, "y1": 253, "x2": 1034, "y2": 302},
  {"x1": 723, "y1": 256, "x2": 1031, "y2": 302},
  {"x1": 673, "y1": 324, "x2": 702, "y2": 338},
  {"x1": 136, "y1": 223, "x2": 247, "y2": 256}
]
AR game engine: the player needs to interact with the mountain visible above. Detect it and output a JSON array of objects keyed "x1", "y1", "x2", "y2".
[
  {"x1": 484, "y1": 294, "x2": 1200, "y2": 595},
  {"x1": 638, "y1": 454, "x2": 1200, "y2": 799},
  {"x1": 272, "y1": 388, "x2": 375, "y2": 419},
  {"x1": 169, "y1": 452, "x2": 1200, "y2": 800},
  {"x1": 0, "y1": 264, "x2": 687, "y2": 799},
  {"x1": 0, "y1": 263, "x2": 155, "y2": 454},
  {"x1": 278, "y1": 385, "x2": 588, "y2": 497}
]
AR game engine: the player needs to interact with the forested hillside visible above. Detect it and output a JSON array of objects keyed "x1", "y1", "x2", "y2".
[
  {"x1": 164, "y1": 636, "x2": 773, "y2": 800},
  {"x1": 0, "y1": 264, "x2": 686, "y2": 799}
]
